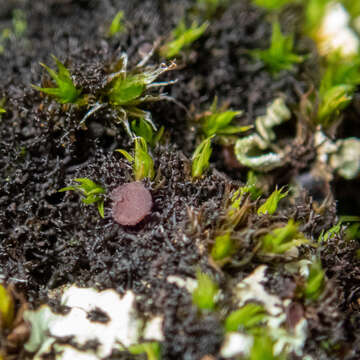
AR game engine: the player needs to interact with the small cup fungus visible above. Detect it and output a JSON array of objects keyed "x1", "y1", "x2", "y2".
[{"x1": 111, "y1": 182, "x2": 152, "y2": 226}]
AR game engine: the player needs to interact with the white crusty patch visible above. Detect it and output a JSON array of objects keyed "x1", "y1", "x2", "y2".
[
  {"x1": 317, "y1": 2, "x2": 359, "y2": 56},
  {"x1": 220, "y1": 332, "x2": 253, "y2": 358},
  {"x1": 231, "y1": 265, "x2": 308, "y2": 356},
  {"x1": 167, "y1": 275, "x2": 198, "y2": 293},
  {"x1": 143, "y1": 316, "x2": 164, "y2": 341},
  {"x1": 55, "y1": 287, "x2": 142, "y2": 355},
  {"x1": 24, "y1": 286, "x2": 165, "y2": 359}
]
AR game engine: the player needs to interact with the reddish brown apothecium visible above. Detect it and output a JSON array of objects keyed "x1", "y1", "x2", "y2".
[{"x1": 111, "y1": 182, "x2": 152, "y2": 226}]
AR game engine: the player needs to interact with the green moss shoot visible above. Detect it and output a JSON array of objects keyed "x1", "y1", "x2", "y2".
[
  {"x1": 59, "y1": 178, "x2": 106, "y2": 218},
  {"x1": 192, "y1": 271, "x2": 218, "y2": 311},
  {"x1": 250, "y1": 21, "x2": 304, "y2": 75},
  {"x1": 32, "y1": 55, "x2": 82, "y2": 104}
]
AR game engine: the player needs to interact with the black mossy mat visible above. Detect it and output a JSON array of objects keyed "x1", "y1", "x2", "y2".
[{"x1": 1, "y1": 1, "x2": 360, "y2": 359}]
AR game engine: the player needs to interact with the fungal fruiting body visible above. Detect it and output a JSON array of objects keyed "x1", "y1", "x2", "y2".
[{"x1": 111, "y1": 182, "x2": 152, "y2": 226}]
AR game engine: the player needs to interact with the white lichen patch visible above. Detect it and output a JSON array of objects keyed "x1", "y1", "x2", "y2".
[
  {"x1": 143, "y1": 316, "x2": 164, "y2": 341},
  {"x1": 234, "y1": 98, "x2": 290, "y2": 171},
  {"x1": 315, "y1": 130, "x2": 360, "y2": 180},
  {"x1": 230, "y1": 265, "x2": 308, "y2": 357},
  {"x1": 56, "y1": 287, "x2": 142, "y2": 354},
  {"x1": 235, "y1": 266, "x2": 284, "y2": 328},
  {"x1": 53, "y1": 345, "x2": 99, "y2": 360},
  {"x1": 317, "y1": 2, "x2": 359, "y2": 56},
  {"x1": 167, "y1": 275, "x2": 198, "y2": 293},
  {"x1": 220, "y1": 332, "x2": 253, "y2": 358},
  {"x1": 24, "y1": 286, "x2": 163, "y2": 359}
]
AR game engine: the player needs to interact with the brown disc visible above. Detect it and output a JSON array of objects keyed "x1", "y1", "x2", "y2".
[{"x1": 111, "y1": 182, "x2": 152, "y2": 226}]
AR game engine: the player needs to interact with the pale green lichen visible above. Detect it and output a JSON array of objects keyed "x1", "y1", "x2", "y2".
[{"x1": 234, "y1": 98, "x2": 291, "y2": 171}]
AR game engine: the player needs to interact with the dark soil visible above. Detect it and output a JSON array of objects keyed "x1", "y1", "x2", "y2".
[{"x1": 1, "y1": 0, "x2": 360, "y2": 359}]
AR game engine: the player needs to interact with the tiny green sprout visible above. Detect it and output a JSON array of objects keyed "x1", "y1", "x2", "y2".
[
  {"x1": 192, "y1": 136, "x2": 214, "y2": 178},
  {"x1": 223, "y1": 187, "x2": 252, "y2": 230},
  {"x1": 192, "y1": 271, "x2": 219, "y2": 311},
  {"x1": 101, "y1": 53, "x2": 176, "y2": 136},
  {"x1": 342, "y1": 0, "x2": 360, "y2": 18},
  {"x1": 199, "y1": 97, "x2": 250, "y2": 137},
  {"x1": 250, "y1": 331, "x2": 284, "y2": 360},
  {"x1": 317, "y1": 54, "x2": 360, "y2": 126},
  {"x1": 116, "y1": 136, "x2": 155, "y2": 181},
  {"x1": 229, "y1": 188, "x2": 244, "y2": 212},
  {"x1": 250, "y1": 22, "x2": 304, "y2": 75},
  {"x1": 59, "y1": 178, "x2": 106, "y2": 218},
  {"x1": 0, "y1": 107, "x2": 5, "y2": 114},
  {"x1": 257, "y1": 186, "x2": 288, "y2": 216},
  {"x1": 33, "y1": 55, "x2": 82, "y2": 104},
  {"x1": 304, "y1": 0, "x2": 329, "y2": 37},
  {"x1": 107, "y1": 11, "x2": 125, "y2": 37},
  {"x1": 195, "y1": 0, "x2": 229, "y2": 18},
  {"x1": 317, "y1": 85, "x2": 352, "y2": 126},
  {"x1": 0, "y1": 284, "x2": 15, "y2": 329},
  {"x1": 160, "y1": 20, "x2": 209, "y2": 59},
  {"x1": 252, "y1": 0, "x2": 296, "y2": 11},
  {"x1": 225, "y1": 303, "x2": 267, "y2": 332},
  {"x1": 129, "y1": 342, "x2": 161, "y2": 360},
  {"x1": 260, "y1": 219, "x2": 308, "y2": 254},
  {"x1": 211, "y1": 232, "x2": 233, "y2": 261},
  {"x1": 244, "y1": 171, "x2": 263, "y2": 200},
  {"x1": 12, "y1": 9, "x2": 27, "y2": 37},
  {"x1": 228, "y1": 173, "x2": 262, "y2": 212},
  {"x1": 319, "y1": 216, "x2": 360, "y2": 242},
  {"x1": 131, "y1": 118, "x2": 164, "y2": 147},
  {"x1": 345, "y1": 222, "x2": 360, "y2": 241},
  {"x1": 304, "y1": 260, "x2": 325, "y2": 301}
]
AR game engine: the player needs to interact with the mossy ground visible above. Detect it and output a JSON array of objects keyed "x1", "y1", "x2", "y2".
[{"x1": 1, "y1": 0, "x2": 360, "y2": 359}]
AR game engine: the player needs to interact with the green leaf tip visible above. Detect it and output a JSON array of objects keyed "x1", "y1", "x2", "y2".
[
  {"x1": 225, "y1": 303, "x2": 267, "y2": 332},
  {"x1": 160, "y1": 20, "x2": 209, "y2": 59},
  {"x1": 316, "y1": 54, "x2": 360, "y2": 127},
  {"x1": 192, "y1": 271, "x2": 218, "y2": 311},
  {"x1": 304, "y1": 260, "x2": 325, "y2": 301},
  {"x1": 261, "y1": 219, "x2": 308, "y2": 254},
  {"x1": 131, "y1": 118, "x2": 164, "y2": 147},
  {"x1": 0, "y1": 284, "x2": 15, "y2": 329},
  {"x1": 200, "y1": 97, "x2": 248, "y2": 137},
  {"x1": 250, "y1": 21, "x2": 304, "y2": 75},
  {"x1": 250, "y1": 331, "x2": 285, "y2": 360},
  {"x1": 116, "y1": 136, "x2": 155, "y2": 181},
  {"x1": 252, "y1": 0, "x2": 295, "y2": 11},
  {"x1": 192, "y1": 136, "x2": 214, "y2": 178},
  {"x1": 108, "y1": 11, "x2": 125, "y2": 37},
  {"x1": 211, "y1": 232, "x2": 233, "y2": 261},
  {"x1": 59, "y1": 178, "x2": 105, "y2": 218},
  {"x1": 129, "y1": 342, "x2": 161, "y2": 360},
  {"x1": 33, "y1": 55, "x2": 82, "y2": 104},
  {"x1": 257, "y1": 186, "x2": 288, "y2": 216},
  {"x1": 195, "y1": 0, "x2": 229, "y2": 18}
]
